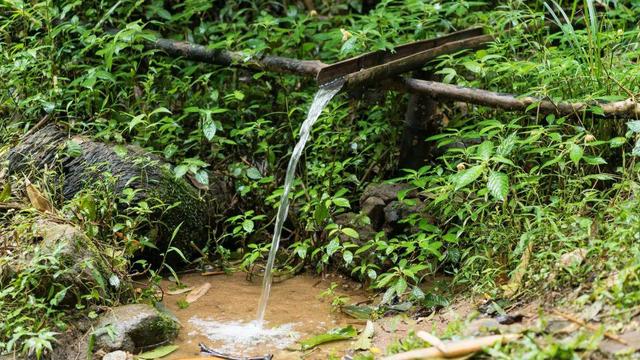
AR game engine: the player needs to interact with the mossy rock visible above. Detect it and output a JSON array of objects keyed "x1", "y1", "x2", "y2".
[
  {"x1": 3, "y1": 124, "x2": 215, "y2": 264},
  {"x1": 92, "y1": 304, "x2": 179, "y2": 352}
]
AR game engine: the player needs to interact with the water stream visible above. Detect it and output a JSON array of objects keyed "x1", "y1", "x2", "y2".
[{"x1": 256, "y1": 78, "x2": 344, "y2": 324}]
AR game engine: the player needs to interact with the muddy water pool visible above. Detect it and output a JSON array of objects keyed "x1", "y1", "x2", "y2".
[{"x1": 161, "y1": 272, "x2": 367, "y2": 359}]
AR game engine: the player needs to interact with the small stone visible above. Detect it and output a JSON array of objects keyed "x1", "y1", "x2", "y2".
[
  {"x1": 93, "y1": 304, "x2": 179, "y2": 352},
  {"x1": 360, "y1": 183, "x2": 415, "y2": 204},
  {"x1": 102, "y1": 350, "x2": 129, "y2": 360}
]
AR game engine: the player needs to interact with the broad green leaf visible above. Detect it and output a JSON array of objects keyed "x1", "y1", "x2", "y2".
[
  {"x1": 476, "y1": 141, "x2": 494, "y2": 161},
  {"x1": 326, "y1": 238, "x2": 340, "y2": 256},
  {"x1": 136, "y1": 345, "x2": 179, "y2": 359},
  {"x1": 569, "y1": 144, "x2": 583, "y2": 165},
  {"x1": 341, "y1": 228, "x2": 359, "y2": 239},
  {"x1": 487, "y1": 171, "x2": 509, "y2": 201},
  {"x1": 313, "y1": 202, "x2": 329, "y2": 224},
  {"x1": 610, "y1": 137, "x2": 626, "y2": 148},
  {"x1": 332, "y1": 197, "x2": 350, "y2": 208},
  {"x1": 627, "y1": 120, "x2": 640, "y2": 133},
  {"x1": 174, "y1": 164, "x2": 188, "y2": 178},
  {"x1": 454, "y1": 165, "x2": 484, "y2": 190},
  {"x1": 343, "y1": 250, "x2": 353, "y2": 264},
  {"x1": 65, "y1": 140, "x2": 83, "y2": 157},
  {"x1": 246, "y1": 167, "x2": 262, "y2": 180},
  {"x1": 299, "y1": 326, "x2": 357, "y2": 350},
  {"x1": 203, "y1": 119, "x2": 217, "y2": 140},
  {"x1": 195, "y1": 170, "x2": 209, "y2": 186},
  {"x1": 242, "y1": 219, "x2": 254, "y2": 233},
  {"x1": 367, "y1": 269, "x2": 377, "y2": 280},
  {"x1": 633, "y1": 139, "x2": 640, "y2": 157},
  {"x1": 583, "y1": 156, "x2": 607, "y2": 165},
  {"x1": 496, "y1": 133, "x2": 517, "y2": 156},
  {"x1": 395, "y1": 277, "x2": 407, "y2": 295}
]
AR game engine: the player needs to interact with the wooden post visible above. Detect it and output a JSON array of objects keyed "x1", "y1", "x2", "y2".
[{"x1": 398, "y1": 72, "x2": 443, "y2": 170}]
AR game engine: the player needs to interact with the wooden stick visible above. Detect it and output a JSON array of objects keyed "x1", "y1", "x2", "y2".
[
  {"x1": 21, "y1": 114, "x2": 51, "y2": 140},
  {"x1": 416, "y1": 331, "x2": 448, "y2": 354},
  {"x1": 149, "y1": 36, "x2": 640, "y2": 118},
  {"x1": 386, "y1": 77, "x2": 640, "y2": 118},
  {"x1": 382, "y1": 334, "x2": 520, "y2": 360},
  {"x1": 343, "y1": 35, "x2": 493, "y2": 88},
  {"x1": 552, "y1": 310, "x2": 628, "y2": 345},
  {"x1": 149, "y1": 37, "x2": 327, "y2": 77}
]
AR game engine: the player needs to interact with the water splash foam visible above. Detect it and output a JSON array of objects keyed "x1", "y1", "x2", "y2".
[{"x1": 189, "y1": 316, "x2": 300, "y2": 353}]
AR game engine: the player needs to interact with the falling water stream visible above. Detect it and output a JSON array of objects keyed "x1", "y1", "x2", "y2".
[
  {"x1": 256, "y1": 78, "x2": 345, "y2": 324},
  {"x1": 177, "y1": 79, "x2": 345, "y2": 355}
]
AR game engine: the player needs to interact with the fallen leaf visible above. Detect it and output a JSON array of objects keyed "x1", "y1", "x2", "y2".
[
  {"x1": 353, "y1": 321, "x2": 375, "y2": 350},
  {"x1": 299, "y1": 325, "x2": 357, "y2": 350},
  {"x1": 560, "y1": 248, "x2": 587, "y2": 268},
  {"x1": 136, "y1": 344, "x2": 179, "y2": 359},
  {"x1": 25, "y1": 179, "x2": 53, "y2": 213},
  {"x1": 503, "y1": 241, "x2": 533, "y2": 298},
  {"x1": 186, "y1": 282, "x2": 211, "y2": 303},
  {"x1": 167, "y1": 287, "x2": 193, "y2": 295},
  {"x1": 342, "y1": 304, "x2": 374, "y2": 320}
]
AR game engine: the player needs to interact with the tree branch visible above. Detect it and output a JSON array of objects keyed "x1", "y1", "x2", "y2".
[{"x1": 148, "y1": 36, "x2": 640, "y2": 118}]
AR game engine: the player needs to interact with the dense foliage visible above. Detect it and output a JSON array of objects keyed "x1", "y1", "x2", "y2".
[{"x1": 2, "y1": 0, "x2": 640, "y2": 357}]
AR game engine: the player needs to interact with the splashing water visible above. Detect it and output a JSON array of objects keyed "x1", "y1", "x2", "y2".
[
  {"x1": 189, "y1": 317, "x2": 299, "y2": 353},
  {"x1": 256, "y1": 79, "x2": 345, "y2": 324}
]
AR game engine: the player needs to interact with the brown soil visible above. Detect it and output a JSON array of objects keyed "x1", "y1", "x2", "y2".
[{"x1": 161, "y1": 272, "x2": 368, "y2": 360}]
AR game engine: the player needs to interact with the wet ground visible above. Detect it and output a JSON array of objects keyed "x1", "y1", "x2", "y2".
[{"x1": 161, "y1": 272, "x2": 368, "y2": 359}]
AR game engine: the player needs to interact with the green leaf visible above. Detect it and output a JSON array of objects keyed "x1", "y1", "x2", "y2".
[
  {"x1": 463, "y1": 60, "x2": 482, "y2": 74},
  {"x1": 627, "y1": 120, "x2": 640, "y2": 133},
  {"x1": 634, "y1": 139, "x2": 640, "y2": 157},
  {"x1": 299, "y1": 326, "x2": 357, "y2": 350},
  {"x1": 203, "y1": 119, "x2": 217, "y2": 140},
  {"x1": 583, "y1": 156, "x2": 607, "y2": 165},
  {"x1": 476, "y1": 141, "x2": 494, "y2": 161},
  {"x1": 487, "y1": 171, "x2": 509, "y2": 201},
  {"x1": 353, "y1": 321, "x2": 375, "y2": 350},
  {"x1": 246, "y1": 167, "x2": 262, "y2": 180},
  {"x1": 569, "y1": 144, "x2": 583, "y2": 165},
  {"x1": 610, "y1": 137, "x2": 627, "y2": 148},
  {"x1": 313, "y1": 202, "x2": 329, "y2": 224},
  {"x1": 332, "y1": 197, "x2": 350, "y2": 208},
  {"x1": 136, "y1": 345, "x2": 179, "y2": 359},
  {"x1": 454, "y1": 165, "x2": 485, "y2": 191},
  {"x1": 174, "y1": 164, "x2": 188, "y2": 178},
  {"x1": 395, "y1": 277, "x2": 407, "y2": 295},
  {"x1": 242, "y1": 219, "x2": 254, "y2": 233},
  {"x1": 195, "y1": 170, "x2": 209, "y2": 186},
  {"x1": 367, "y1": 269, "x2": 377, "y2": 280},
  {"x1": 343, "y1": 250, "x2": 353, "y2": 264},
  {"x1": 341, "y1": 228, "x2": 359, "y2": 239},
  {"x1": 326, "y1": 238, "x2": 340, "y2": 256},
  {"x1": 65, "y1": 140, "x2": 83, "y2": 158}
]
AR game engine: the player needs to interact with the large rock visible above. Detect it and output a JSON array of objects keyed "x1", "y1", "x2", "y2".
[
  {"x1": 0, "y1": 217, "x2": 126, "y2": 300},
  {"x1": 359, "y1": 183, "x2": 416, "y2": 205},
  {"x1": 2, "y1": 124, "x2": 213, "y2": 263},
  {"x1": 93, "y1": 304, "x2": 179, "y2": 352}
]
